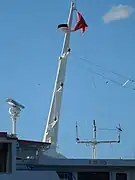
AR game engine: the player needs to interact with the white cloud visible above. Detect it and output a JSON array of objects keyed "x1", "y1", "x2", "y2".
[{"x1": 103, "y1": 4, "x2": 134, "y2": 23}]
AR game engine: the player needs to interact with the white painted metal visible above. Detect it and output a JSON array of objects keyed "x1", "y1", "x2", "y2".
[
  {"x1": 7, "y1": 98, "x2": 24, "y2": 136},
  {"x1": 42, "y1": 1, "x2": 76, "y2": 153}
]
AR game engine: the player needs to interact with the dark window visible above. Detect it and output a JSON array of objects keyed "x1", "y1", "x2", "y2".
[
  {"x1": 116, "y1": 173, "x2": 127, "y2": 180},
  {"x1": 78, "y1": 172, "x2": 109, "y2": 180},
  {"x1": 57, "y1": 172, "x2": 73, "y2": 180},
  {"x1": 0, "y1": 143, "x2": 12, "y2": 173}
]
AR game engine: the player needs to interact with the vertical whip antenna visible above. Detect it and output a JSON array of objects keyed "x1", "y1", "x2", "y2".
[{"x1": 76, "y1": 121, "x2": 79, "y2": 142}]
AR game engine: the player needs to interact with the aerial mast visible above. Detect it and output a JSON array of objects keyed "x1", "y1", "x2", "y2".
[
  {"x1": 42, "y1": 0, "x2": 76, "y2": 151},
  {"x1": 76, "y1": 120, "x2": 122, "y2": 159}
]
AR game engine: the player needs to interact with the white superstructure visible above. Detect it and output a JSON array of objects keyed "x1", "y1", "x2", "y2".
[{"x1": 0, "y1": 133, "x2": 135, "y2": 180}]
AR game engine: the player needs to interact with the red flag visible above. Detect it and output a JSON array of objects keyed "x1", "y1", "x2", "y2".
[{"x1": 73, "y1": 12, "x2": 88, "y2": 33}]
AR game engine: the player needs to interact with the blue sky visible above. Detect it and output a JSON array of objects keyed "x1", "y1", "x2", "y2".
[{"x1": 0, "y1": 0, "x2": 135, "y2": 159}]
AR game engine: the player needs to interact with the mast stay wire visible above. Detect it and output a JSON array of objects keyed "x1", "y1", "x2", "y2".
[
  {"x1": 79, "y1": 57, "x2": 135, "y2": 83},
  {"x1": 85, "y1": 65, "x2": 135, "y2": 91},
  {"x1": 70, "y1": 54, "x2": 135, "y2": 91},
  {"x1": 87, "y1": 67, "x2": 123, "y2": 86}
]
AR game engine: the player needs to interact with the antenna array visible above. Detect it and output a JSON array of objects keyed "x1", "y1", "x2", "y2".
[{"x1": 76, "y1": 120, "x2": 122, "y2": 159}]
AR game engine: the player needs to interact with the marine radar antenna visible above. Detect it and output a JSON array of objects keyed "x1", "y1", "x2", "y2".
[{"x1": 6, "y1": 98, "x2": 25, "y2": 137}]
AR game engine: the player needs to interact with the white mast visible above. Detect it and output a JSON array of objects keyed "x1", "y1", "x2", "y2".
[{"x1": 42, "y1": 1, "x2": 76, "y2": 151}]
